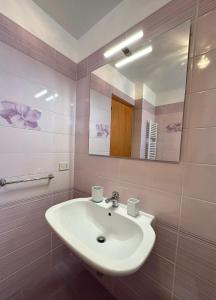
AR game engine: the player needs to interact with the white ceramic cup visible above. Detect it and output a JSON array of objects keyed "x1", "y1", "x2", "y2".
[{"x1": 91, "y1": 186, "x2": 104, "y2": 203}]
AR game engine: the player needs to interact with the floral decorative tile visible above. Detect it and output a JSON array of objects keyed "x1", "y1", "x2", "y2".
[
  {"x1": 0, "y1": 100, "x2": 41, "y2": 130},
  {"x1": 166, "y1": 122, "x2": 182, "y2": 133},
  {"x1": 96, "y1": 124, "x2": 110, "y2": 138}
]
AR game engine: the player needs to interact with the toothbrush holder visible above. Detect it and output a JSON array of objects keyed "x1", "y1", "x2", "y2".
[{"x1": 127, "y1": 198, "x2": 140, "y2": 217}]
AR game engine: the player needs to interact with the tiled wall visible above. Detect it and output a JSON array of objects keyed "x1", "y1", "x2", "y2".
[
  {"x1": 1, "y1": 0, "x2": 216, "y2": 299},
  {"x1": 131, "y1": 99, "x2": 143, "y2": 158},
  {"x1": 75, "y1": 0, "x2": 216, "y2": 299},
  {"x1": 155, "y1": 102, "x2": 184, "y2": 161},
  {"x1": 91, "y1": 73, "x2": 134, "y2": 106},
  {"x1": 0, "y1": 15, "x2": 78, "y2": 300},
  {"x1": 89, "y1": 89, "x2": 111, "y2": 155}
]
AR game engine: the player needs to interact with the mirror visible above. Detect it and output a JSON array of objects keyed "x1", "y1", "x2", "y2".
[{"x1": 89, "y1": 21, "x2": 190, "y2": 162}]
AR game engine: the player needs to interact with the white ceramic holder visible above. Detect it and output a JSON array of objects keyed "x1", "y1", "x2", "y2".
[
  {"x1": 127, "y1": 198, "x2": 140, "y2": 217},
  {"x1": 91, "y1": 186, "x2": 104, "y2": 203}
]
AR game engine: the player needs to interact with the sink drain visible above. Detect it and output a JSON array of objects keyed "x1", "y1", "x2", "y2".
[{"x1": 97, "y1": 236, "x2": 106, "y2": 243}]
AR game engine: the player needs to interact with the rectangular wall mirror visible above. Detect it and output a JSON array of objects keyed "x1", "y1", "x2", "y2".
[{"x1": 89, "y1": 21, "x2": 191, "y2": 162}]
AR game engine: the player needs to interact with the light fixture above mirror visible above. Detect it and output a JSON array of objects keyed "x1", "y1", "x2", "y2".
[
  {"x1": 115, "y1": 45, "x2": 153, "y2": 68},
  {"x1": 103, "y1": 30, "x2": 144, "y2": 58}
]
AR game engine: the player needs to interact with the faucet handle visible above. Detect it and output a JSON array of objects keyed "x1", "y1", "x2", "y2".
[{"x1": 112, "y1": 191, "x2": 119, "y2": 200}]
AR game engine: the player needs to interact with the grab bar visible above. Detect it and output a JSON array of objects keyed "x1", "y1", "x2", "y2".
[{"x1": 0, "y1": 174, "x2": 54, "y2": 187}]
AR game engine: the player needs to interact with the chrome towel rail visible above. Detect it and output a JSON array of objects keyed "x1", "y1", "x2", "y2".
[{"x1": 0, "y1": 174, "x2": 54, "y2": 187}]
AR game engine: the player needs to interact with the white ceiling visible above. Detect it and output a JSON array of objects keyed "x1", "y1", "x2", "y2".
[
  {"x1": 33, "y1": 0, "x2": 123, "y2": 39},
  {"x1": 0, "y1": 0, "x2": 172, "y2": 62}
]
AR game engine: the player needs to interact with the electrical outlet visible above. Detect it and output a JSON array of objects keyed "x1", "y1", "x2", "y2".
[{"x1": 59, "y1": 161, "x2": 70, "y2": 171}]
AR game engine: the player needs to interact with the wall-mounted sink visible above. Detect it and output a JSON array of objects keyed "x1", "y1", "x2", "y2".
[{"x1": 45, "y1": 198, "x2": 156, "y2": 276}]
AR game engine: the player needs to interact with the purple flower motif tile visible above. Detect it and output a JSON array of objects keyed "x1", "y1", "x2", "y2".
[
  {"x1": 0, "y1": 100, "x2": 41, "y2": 130},
  {"x1": 166, "y1": 122, "x2": 182, "y2": 133},
  {"x1": 96, "y1": 124, "x2": 110, "y2": 138}
]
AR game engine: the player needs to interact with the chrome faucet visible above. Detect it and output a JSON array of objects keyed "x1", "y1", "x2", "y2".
[{"x1": 105, "y1": 191, "x2": 120, "y2": 208}]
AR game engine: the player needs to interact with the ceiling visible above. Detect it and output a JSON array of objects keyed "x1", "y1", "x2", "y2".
[{"x1": 33, "y1": 0, "x2": 123, "y2": 39}]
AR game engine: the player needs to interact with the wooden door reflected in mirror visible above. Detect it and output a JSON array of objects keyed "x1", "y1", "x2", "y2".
[{"x1": 110, "y1": 95, "x2": 134, "y2": 157}]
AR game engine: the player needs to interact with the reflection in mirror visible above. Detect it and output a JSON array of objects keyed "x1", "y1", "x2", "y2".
[{"x1": 89, "y1": 21, "x2": 191, "y2": 162}]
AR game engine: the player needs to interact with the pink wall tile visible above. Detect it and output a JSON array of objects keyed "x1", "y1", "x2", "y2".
[
  {"x1": 180, "y1": 196, "x2": 216, "y2": 243},
  {"x1": 76, "y1": 76, "x2": 90, "y2": 117},
  {"x1": 0, "y1": 254, "x2": 50, "y2": 300},
  {"x1": 0, "y1": 217, "x2": 50, "y2": 258},
  {"x1": 112, "y1": 280, "x2": 142, "y2": 300},
  {"x1": 174, "y1": 266, "x2": 216, "y2": 300},
  {"x1": 155, "y1": 102, "x2": 184, "y2": 115},
  {"x1": 8, "y1": 292, "x2": 24, "y2": 300},
  {"x1": 87, "y1": 49, "x2": 106, "y2": 74},
  {"x1": 91, "y1": 74, "x2": 135, "y2": 106},
  {"x1": 51, "y1": 232, "x2": 63, "y2": 249},
  {"x1": 118, "y1": 271, "x2": 172, "y2": 300},
  {"x1": 22, "y1": 266, "x2": 66, "y2": 300},
  {"x1": 120, "y1": 183, "x2": 181, "y2": 228},
  {"x1": 51, "y1": 170, "x2": 74, "y2": 193},
  {"x1": 53, "y1": 190, "x2": 72, "y2": 205},
  {"x1": 0, "y1": 127, "x2": 26, "y2": 153},
  {"x1": 155, "y1": 110, "x2": 183, "y2": 162},
  {"x1": 153, "y1": 224, "x2": 178, "y2": 262},
  {"x1": 91, "y1": 74, "x2": 112, "y2": 98},
  {"x1": 183, "y1": 94, "x2": 190, "y2": 129},
  {"x1": 75, "y1": 116, "x2": 90, "y2": 154},
  {"x1": 0, "y1": 195, "x2": 53, "y2": 234},
  {"x1": 192, "y1": 49, "x2": 216, "y2": 92},
  {"x1": 87, "y1": 268, "x2": 114, "y2": 295},
  {"x1": 195, "y1": 10, "x2": 216, "y2": 55},
  {"x1": 53, "y1": 133, "x2": 72, "y2": 153},
  {"x1": 138, "y1": 253, "x2": 174, "y2": 291},
  {"x1": 118, "y1": 159, "x2": 183, "y2": 194},
  {"x1": 50, "y1": 244, "x2": 70, "y2": 267},
  {"x1": 184, "y1": 127, "x2": 216, "y2": 164},
  {"x1": 77, "y1": 58, "x2": 88, "y2": 80},
  {"x1": 0, "y1": 235, "x2": 50, "y2": 281},
  {"x1": 183, "y1": 163, "x2": 216, "y2": 203},
  {"x1": 0, "y1": 153, "x2": 55, "y2": 178},
  {"x1": 54, "y1": 52, "x2": 77, "y2": 81},
  {"x1": 74, "y1": 170, "x2": 96, "y2": 193},
  {"x1": 188, "y1": 90, "x2": 216, "y2": 128},
  {"x1": 176, "y1": 233, "x2": 216, "y2": 286},
  {"x1": 173, "y1": 296, "x2": 182, "y2": 300},
  {"x1": 75, "y1": 154, "x2": 120, "y2": 180},
  {"x1": 198, "y1": 0, "x2": 216, "y2": 16},
  {"x1": 73, "y1": 188, "x2": 89, "y2": 198}
]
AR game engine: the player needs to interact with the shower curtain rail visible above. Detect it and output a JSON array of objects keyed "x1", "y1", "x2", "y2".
[{"x1": 0, "y1": 174, "x2": 54, "y2": 187}]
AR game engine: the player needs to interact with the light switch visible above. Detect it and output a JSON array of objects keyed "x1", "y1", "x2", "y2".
[{"x1": 59, "y1": 161, "x2": 70, "y2": 171}]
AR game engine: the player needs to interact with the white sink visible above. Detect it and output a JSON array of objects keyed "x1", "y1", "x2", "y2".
[{"x1": 45, "y1": 198, "x2": 156, "y2": 276}]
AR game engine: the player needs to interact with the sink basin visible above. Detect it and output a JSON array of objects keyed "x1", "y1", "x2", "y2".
[{"x1": 45, "y1": 198, "x2": 156, "y2": 276}]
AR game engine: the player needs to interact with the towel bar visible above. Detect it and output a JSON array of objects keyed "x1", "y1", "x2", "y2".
[{"x1": 0, "y1": 174, "x2": 54, "y2": 187}]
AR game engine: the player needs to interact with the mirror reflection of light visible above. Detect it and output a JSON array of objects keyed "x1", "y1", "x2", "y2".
[
  {"x1": 197, "y1": 55, "x2": 210, "y2": 69},
  {"x1": 104, "y1": 30, "x2": 144, "y2": 58},
  {"x1": 34, "y1": 89, "x2": 48, "y2": 98},
  {"x1": 45, "y1": 93, "x2": 59, "y2": 102},
  {"x1": 115, "y1": 45, "x2": 152, "y2": 68}
]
